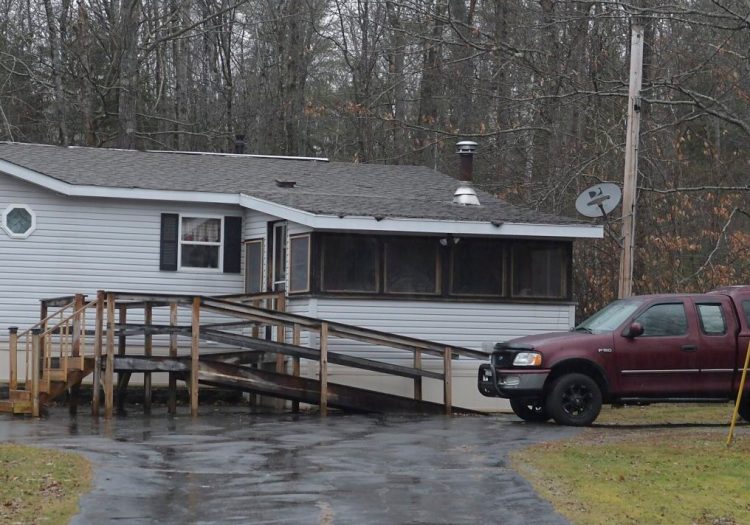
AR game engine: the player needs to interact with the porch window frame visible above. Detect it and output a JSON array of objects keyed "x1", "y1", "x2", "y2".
[
  {"x1": 383, "y1": 237, "x2": 442, "y2": 296},
  {"x1": 305, "y1": 232, "x2": 572, "y2": 302},
  {"x1": 509, "y1": 241, "x2": 571, "y2": 300}
]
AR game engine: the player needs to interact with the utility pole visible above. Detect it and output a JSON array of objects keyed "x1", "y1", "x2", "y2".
[{"x1": 618, "y1": 25, "x2": 644, "y2": 299}]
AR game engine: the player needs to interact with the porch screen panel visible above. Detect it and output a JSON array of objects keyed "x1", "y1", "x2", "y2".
[
  {"x1": 384, "y1": 238, "x2": 439, "y2": 294},
  {"x1": 321, "y1": 235, "x2": 379, "y2": 292},
  {"x1": 511, "y1": 243, "x2": 569, "y2": 298},
  {"x1": 450, "y1": 239, "x2": 503, "y2": 296}
]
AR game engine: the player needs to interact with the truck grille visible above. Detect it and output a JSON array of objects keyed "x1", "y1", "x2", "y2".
[{"x1": 491, "y1": 352, "x2": 513, "y2": 367}]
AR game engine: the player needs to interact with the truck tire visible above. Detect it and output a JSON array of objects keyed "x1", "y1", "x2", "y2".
[
  {"x1": 545, "y1": 373, "x2": 602, "y2": 426},
  {"x1": 509, "y1": 399, "x2": 550, "y2": 423}
]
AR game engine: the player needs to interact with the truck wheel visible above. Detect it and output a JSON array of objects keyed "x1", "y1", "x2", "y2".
[
  {"x1": 510, "y1": 399, "x2": 550, "y2": 423},
  {"x1": 545, "y1": 373, "x2": 602, "y2": 426}
]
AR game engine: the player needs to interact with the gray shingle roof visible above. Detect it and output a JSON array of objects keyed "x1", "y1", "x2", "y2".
[{"x1": 0, "y1": 142, "x2": 583, "y2": 225}]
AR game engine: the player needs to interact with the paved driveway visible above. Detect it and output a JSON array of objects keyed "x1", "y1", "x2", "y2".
[{"x1": 0, "y1": 408, "x2": 578, "y2": 524}]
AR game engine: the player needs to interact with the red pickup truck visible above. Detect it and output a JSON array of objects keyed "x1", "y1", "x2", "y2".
[{"x1": 478, "y1": 286, "x2": 750, "y2": 426}]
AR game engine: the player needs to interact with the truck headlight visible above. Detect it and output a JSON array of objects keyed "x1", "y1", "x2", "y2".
[{"x1": 513, "y1": 352, "x2": 542, "y2": 367}]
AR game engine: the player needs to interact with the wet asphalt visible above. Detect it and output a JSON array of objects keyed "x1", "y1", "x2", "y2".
[{"x1": 0, "y1": 408, "x2": 578, "y2": 524}]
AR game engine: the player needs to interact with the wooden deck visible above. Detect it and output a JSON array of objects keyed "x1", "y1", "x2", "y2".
[{"x1": 1, "y1": 291, "x2": 486, "y2": 417}]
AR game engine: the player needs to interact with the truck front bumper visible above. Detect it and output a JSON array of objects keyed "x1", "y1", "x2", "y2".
[{"x1": 477, "y1": 364, "x2": 550, "y2": 398}]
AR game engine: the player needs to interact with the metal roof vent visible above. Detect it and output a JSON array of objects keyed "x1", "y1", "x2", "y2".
[
  {"x1": 456, "y1": 140, "x2": 478, "y2": 155},
  {"x1": 453, "y1": 183, "x2": 480, "y2": 206}
]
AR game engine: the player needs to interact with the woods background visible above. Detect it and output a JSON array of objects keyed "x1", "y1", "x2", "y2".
[{"x1": 1, "y1": 0, "x2": 749, "y2": 317}]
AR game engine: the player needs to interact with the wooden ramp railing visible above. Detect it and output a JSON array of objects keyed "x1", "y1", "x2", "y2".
[{"x1": 3, "y1": 290, "x2": 486, "y2": 418}]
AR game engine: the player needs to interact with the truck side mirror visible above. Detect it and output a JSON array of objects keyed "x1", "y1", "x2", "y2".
[{"x1": 624, "y1": 322, "x2": 644, "y2": 338}]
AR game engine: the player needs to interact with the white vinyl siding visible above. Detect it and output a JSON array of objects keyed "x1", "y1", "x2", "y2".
[
  {"x1": 285, "y1": 297, "x2": 574, "y2": 362},
  {"x1": 0, "y1": 175, "x2": 245, "y2": 340}
]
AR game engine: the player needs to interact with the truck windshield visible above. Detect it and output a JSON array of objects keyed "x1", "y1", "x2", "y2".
[{"x1": 575, "y1": 299, "x2": 643, "y2": 334}]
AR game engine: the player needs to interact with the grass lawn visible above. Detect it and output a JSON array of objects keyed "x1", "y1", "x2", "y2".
[
  {"x1": 0, "y1": 444, "x2": 92, "y2": 525},
  {"x1": 511, "y1": 404, "x2": 750, "y2": 525}
]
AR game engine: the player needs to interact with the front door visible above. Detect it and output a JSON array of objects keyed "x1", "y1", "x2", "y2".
[{"x1": 614, "y1": 301, "x2": 701, "y2": 396}]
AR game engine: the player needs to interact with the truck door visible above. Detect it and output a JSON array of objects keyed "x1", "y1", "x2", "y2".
[
  {"x1": 692, "y1": 298, "x2": 737, "y2": 397},
  {"x1": 614, "y1": 301, "x2": 701, "y2": 396}
]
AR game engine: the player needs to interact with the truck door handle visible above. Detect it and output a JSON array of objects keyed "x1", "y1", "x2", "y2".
[{"x1": 681, "y1": 345, "x2": 697, "y2": 353}]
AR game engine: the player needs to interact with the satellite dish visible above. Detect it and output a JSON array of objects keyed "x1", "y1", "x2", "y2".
[{"x1": 575, "y1": 183, "x2": 622, "y2": 218}]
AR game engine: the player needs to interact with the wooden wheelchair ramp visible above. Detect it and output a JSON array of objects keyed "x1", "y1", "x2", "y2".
[
  {"x1": 3, "y1": 291, "x2": 488, "y2": 417},
  {"x1": 197, "y1": 360, "x2": 466, "y2": 414}
]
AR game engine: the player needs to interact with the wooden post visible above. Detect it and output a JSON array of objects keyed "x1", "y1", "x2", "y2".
[
  {"x1": 618, "y1": 24, "x2": 644, "y2": 299},
  {"x1": 8, "y1": 327, "x2": 17, "y2": 391},
  {"x1": 292, "y1": 324, "x2": 301, "y2": 413},
  {"x1": 319, "y1": 322, "x2": 328, "y2": 417},
  {"x1": 105, "y1": 293, "x2": 115, "y2": 419},
  {"x1": 71, "y1": 294, "x2": 84, "y2": 358},
  {"x1": 116, "y1": 304, "x2": 127, "y2": 412},
  {"x1": 69, "y1": 294, "x2": 84, "y2": 416},
  {"x1": 39, "y1": 301, "x2": 47, "y2": 373},
  {"x1": 443, "y1": 346, "x2": 452, "y2": 416},
  {"x1": 275, "y1": 320, "x2": 286, "y2": 411},
  {"x1": 251, "y1": 299, "x2": 260, "y2": 338},
  {"x1": 31, "y1": 329, "x2": 41, "y2": 418},
  {"x1": 190, "y1": 297, "x2": 200, "y2": 417},
  {"x1": 168, "y1": 303, "x2": 178, "y2": 415},
  {"x1": 275, "y1": 323, "x2": 286, "y2": 374},
  {"x1": 144, "y1": 302, "x2": 153, "y2": 414},
  {"x1": 274, "y1": 297, "x2": 286, "y2": 406},
  {"x1": 92, "y1": 291, "x2": 104, "y2": 417},
  {"x1": 413, "y1": 349, "x2": 422, "y2": 401}
]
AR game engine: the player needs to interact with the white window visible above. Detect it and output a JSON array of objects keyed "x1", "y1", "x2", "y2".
[
  {"x1": 2, "y1": 205, "x2": 36, "y2": 239},
  {"x1": 179, "y1": 216, "x2": 223, "y2": 269}
]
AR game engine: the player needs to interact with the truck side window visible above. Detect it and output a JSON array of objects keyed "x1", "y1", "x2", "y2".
[
  {"x1": 634, "y1": 303, "x2": 688, "y2": 337},
  {"x1": 743, "y1": 301, "x2": 750, "y2": 328},
  {"x1": 696, "y1": 304, "x2": 727, "y2": 335}
]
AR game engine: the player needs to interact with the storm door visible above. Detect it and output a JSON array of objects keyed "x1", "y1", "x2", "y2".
[{"x1": 269, "y1": 221, "x2": 287, "y2": 292}]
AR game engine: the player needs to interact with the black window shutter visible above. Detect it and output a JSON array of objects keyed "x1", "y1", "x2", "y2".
[
  {"x1": 160, "y1": 213, "x2": 179, "y2": 271},
  {"x1": 223, "y1": 216, "x2": 242, "y2": 273}
]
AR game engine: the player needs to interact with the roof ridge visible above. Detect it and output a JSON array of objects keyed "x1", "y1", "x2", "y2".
[{"x1": 0, "y1": 141, "x2": 328, "y2": 163}]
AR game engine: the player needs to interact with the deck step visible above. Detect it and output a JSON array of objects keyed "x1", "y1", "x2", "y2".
[
  {"x1": 0, "y1": 400, "x2": 32, "y2": 415},
  {"x1": 43, "y1": 369, "x2": 68, "y2": 382},
  {"x1": 9, "y1": 389, "x2": 31, "y2": 401},
  {"x1": 39, "y1": 381, "x2": 65, "y2": 394}
]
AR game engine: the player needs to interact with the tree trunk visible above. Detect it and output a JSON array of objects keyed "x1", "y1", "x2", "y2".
[
  {"x1": 43, "y1": 0, "x2": 69, "y2": 145},
  {"x1": 417, "y1": 0, "x2": 446, "y2": 167},
  {"x1": 116, "y1": 0, "x2": 140, "y2": 149}
]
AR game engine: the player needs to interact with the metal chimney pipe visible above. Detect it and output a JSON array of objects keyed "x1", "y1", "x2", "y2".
[{"x1": 456, "y1": 140, "x2": 478, "y2": 181}]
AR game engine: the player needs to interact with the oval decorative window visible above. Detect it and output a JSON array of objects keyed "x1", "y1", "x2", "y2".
[{"x1": 2, "y1": 205, "x2": 36, "y2": 239}]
